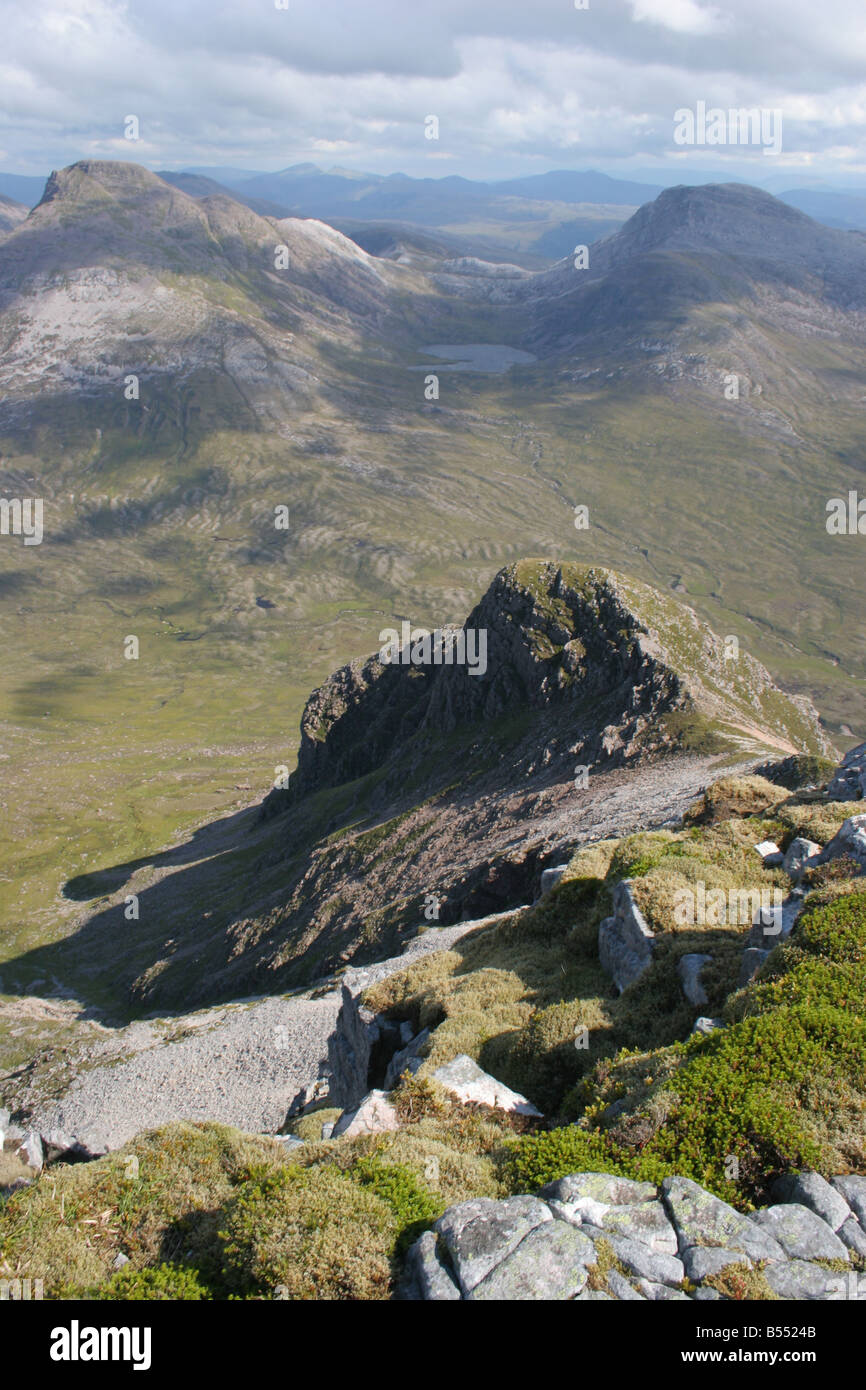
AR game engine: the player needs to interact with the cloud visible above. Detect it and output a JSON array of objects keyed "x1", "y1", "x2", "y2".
[
  {"x1": 631, "y1": 0, "x2": 727, "y2": 36},
  {"x1": 0, "y1": 0, "x2": 864, "y2": 182}
]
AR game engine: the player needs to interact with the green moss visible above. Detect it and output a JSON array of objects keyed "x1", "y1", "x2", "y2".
[
  {"x1": 350, "y1": 1156, "x2": 443, "y2": 1254},
  {"x1": 79, "y1": 1263, "x2": 212, "y2": 1300},
  {"x1": 218, "y1": 1164, "x2": 395, "y2": 1300}
]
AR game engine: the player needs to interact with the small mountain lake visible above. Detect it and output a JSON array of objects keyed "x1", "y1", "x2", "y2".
[{"x1": 414, "y1": 343, "x2": 537, "y2": 374}]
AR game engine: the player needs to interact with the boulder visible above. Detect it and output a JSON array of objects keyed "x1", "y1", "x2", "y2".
[
  {"x1": 678, "y1": 953, "x2": 711, "y2": 1008},
  {"x1": 764, "y1": 1259, "x2": 849, "y2": 1300},
  {"x1": 661, "y1": 1176, "x2": 785, "y2": 1262},
  {"x1": 332, "y1": 1089, "x2": 399, "y2": 1139},
  {"x1": 831, "y1": 1175, "x2": 866, "y2": 1227},
  {"x1": 750, "y1": 1203, "x2": 848, "y2": 1261},
  {"x1": 691, "y1": 1016, "x2": 725, "y2": 1036},
  {"x1": 431, "y1": 1054, "x2": 541, "y2": 1116},
  {"x1": 818, "y1": 814, "x2": 866, "y2": 873},
  {"x1": 467, "y1": 1220, "x2": 595, "y2": 1300},
  {"x1": 598, "y1": 879, "x2": 654, "y2": 993},
  {"x1": 540, "y1": 865, "x2": 569, "y2": 896},
  {"x1": 434, "y1": 1195, "x2": 552, "y2": 1296},
  {"x1": 783, "y1": 837, "x2": 822, "y2": 882},
  {"x1": 401, "y1": 1232, "x2": 460, "y2": 1301},
  {"x1": 738, "y1": 946, "x2": 770, "y2": 986},
  {"x1": 771, "y1": 1171, "x2": 851, "y2": 1232},
  {"x1": 683, "y1": 1247, "x2": 751, "y2": 1282}
]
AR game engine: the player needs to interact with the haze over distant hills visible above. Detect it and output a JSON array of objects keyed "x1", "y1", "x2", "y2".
[{"x1": 5, "y1": 161, "x2": 866, "y2": 268}]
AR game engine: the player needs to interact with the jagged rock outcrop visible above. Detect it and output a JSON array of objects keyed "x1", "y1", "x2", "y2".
[{"x1": 263, "y1": 560, "x2": 830, "y2": 816}]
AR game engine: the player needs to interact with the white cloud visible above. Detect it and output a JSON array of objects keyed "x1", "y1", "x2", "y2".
[
  {"x1": 631, "y1": 0, "x2": 727, "y2": 36},
  {"x1": 0, "y1": 0, "x2": 864, "y2": 183}
]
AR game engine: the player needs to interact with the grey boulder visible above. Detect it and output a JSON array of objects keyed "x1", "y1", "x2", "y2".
[
  {"x1": 678, "y1": 953, "x2": 712, "y2": 1008},
  {"x1": 662, "y1": 1176, "x2": 785, "y2": 1262},
  {"x1": 434, "y1": 1195, "x2": 551, "y2": 1295},
  {"x1": 771, "y1": 1170, "x2": 851, "y2": 1231},
  {"x1": 750, "y1": 1203, "x2": 848, "y2": 1261},
  {"x1": 598, "y1": 879, "x2": 655, "y2": 993},
  {"x1": 467, "y1": 1220, "x2": 596, "y2": 1300}
]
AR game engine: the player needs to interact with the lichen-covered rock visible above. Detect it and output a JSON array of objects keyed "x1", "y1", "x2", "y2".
[
  {"x1": 606, "y1": 1269, "x2": 645, "y2": 1300},
  {"x1": 831, "y1": 1175, "x2": 866, "y2": 1227},
  {"x1": 405, "y1": 1170, "x2": 860, "y2": 1300},
  {"x1": 771, "y1": 1171, "x2": 851, "y2": 1232},
  {"x1": 434, "y1": 1195, "x2": 551, "y2": 1295},
  {"x1": 400, "y1": 1231, "x2": 460, "y2": 1301},
  {"x1": 598, "y1": 1231, "x2": 684, "y2": 1286},
  {"x1": 838, "y1": 1218, "x2": 866, "y2": 1259},
  {"x1": 750, "y1": 1204, "x2": 848, "y2": 1261},
  {"x1": 597, "y1": 1200, "x2": 678, "y2": 1255},
  {"x1": 764, "y1": 1260, "x2": 848, "y2": 1300},
  {"x1": 539, "y1": 1171, "x2": 656, "y2": 1227},
  {"x1": 683, "y1": 1247, "x2": 751, "y2": 1281},
  {"x1": 661, "y1": 1176, "x2": 785, "y2": 1262},
  {"x1": 636, "y1": 1279, "x2": 690, "y2": 1300},
  {"x1": 819, "y1": 814, "x2": 866, "y2": 873},
  {"x1": 467, "y1": 1220, "x2": 595, "y2": 1300}
]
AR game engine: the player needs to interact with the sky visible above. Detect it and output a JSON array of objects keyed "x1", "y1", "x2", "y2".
[{"x1": 1, "y1": 0, "x2": 865, "y2": 185}]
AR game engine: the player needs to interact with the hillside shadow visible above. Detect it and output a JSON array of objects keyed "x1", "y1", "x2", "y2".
[{"x1": 60, "y1": 806, "x2": 253, "y2": 901}]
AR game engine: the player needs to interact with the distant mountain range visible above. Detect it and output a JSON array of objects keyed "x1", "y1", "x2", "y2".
[{"x1": 4, "y1": 163, "x2": 866, "y2": 268}]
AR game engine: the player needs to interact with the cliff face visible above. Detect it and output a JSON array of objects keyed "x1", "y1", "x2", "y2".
[{"x1": 264, "y1": 560, "x2": 831, "y2": 816}]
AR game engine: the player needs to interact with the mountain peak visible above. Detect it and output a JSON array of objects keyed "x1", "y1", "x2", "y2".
[{"x1": 264, "y1": 560, "x2": 831, "y2": 815}]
